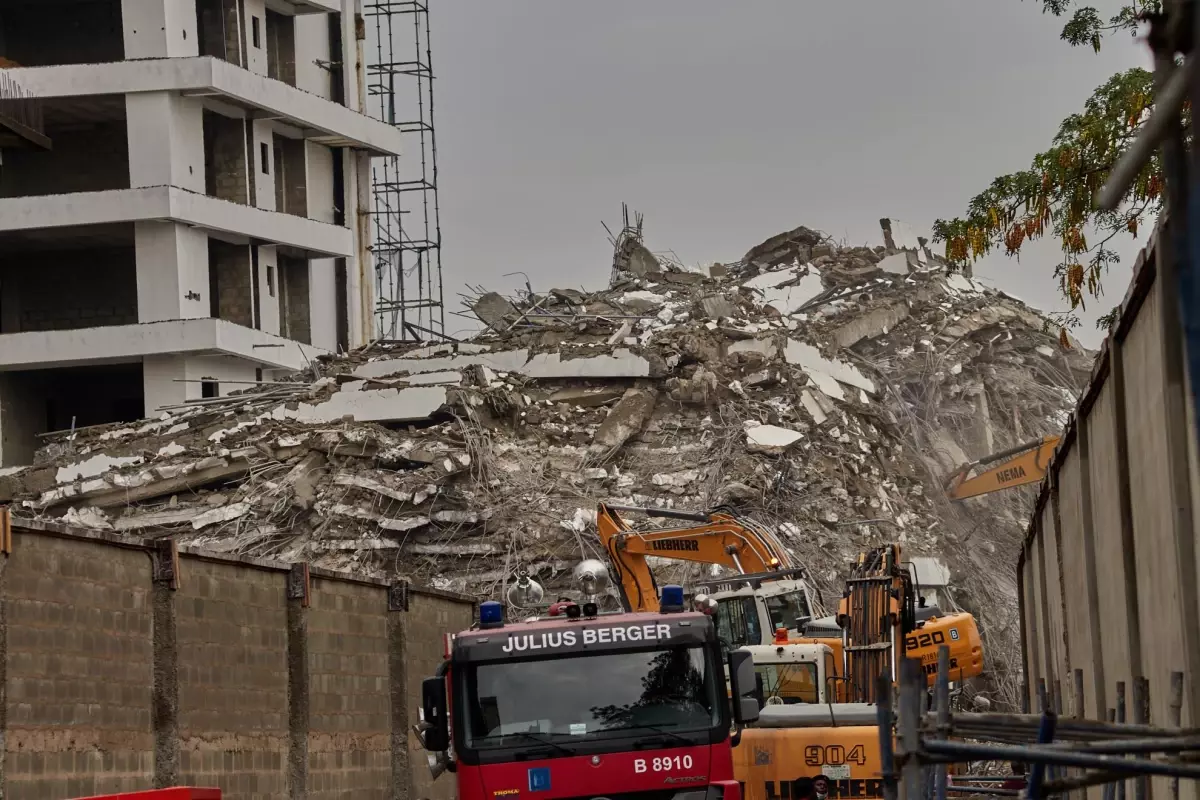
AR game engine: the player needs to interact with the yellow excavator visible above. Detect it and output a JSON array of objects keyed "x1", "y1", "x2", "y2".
[
  {"x1": 943, "y1": 435, "x2": 1059, "y2": 501},
  {"x1": 595, "y1": 504, "x2": 981, "y2": 800},
  {"x1": 596, "y1": 502, "x2": 984, "y2": 690}
]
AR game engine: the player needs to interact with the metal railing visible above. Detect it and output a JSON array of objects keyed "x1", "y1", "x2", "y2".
[{"x1": 880, "y1": 647, "x2": 1200, "y2": 800}]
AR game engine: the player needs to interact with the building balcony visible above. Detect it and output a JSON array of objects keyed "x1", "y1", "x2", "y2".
[
  {"x1": 0, "y1": 317, "x2": 327, "y2": 373},
  {"x1": 0, "y1": 185, "x2": 353, "y2": 258},
  {"x1": 6, "y1": 56, "x2": 401, "y2": 156}
]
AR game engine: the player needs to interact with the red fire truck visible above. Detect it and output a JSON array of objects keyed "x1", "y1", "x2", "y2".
[{"x1": 418, "y1": 583, "x2": 760, "y2": 800}]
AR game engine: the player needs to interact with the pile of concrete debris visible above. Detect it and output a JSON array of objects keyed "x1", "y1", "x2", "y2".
[{"x1": 0, "y1": 217, "x2": 1091, "y2": 705}]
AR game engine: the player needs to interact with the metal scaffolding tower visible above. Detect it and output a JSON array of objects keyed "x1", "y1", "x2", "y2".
[{"x1": 364, "y1": 0, "x2": 446, "y2": 341}]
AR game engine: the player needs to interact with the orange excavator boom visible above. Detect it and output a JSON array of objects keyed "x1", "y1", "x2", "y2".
[
  {"x1": 943, "y1": 435, "x2": 1060, "y2": 501},
  {"x1": 596, "y1": 503, "x2": 791, "y2": 613}
]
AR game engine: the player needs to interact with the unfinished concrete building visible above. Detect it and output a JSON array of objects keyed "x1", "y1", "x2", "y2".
[{"x1": 0, "y1": 0, "x2": 398, "y2": 467}]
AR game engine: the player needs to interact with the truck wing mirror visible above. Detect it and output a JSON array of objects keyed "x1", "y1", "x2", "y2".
[
  {"x1": 421, "y1": 676, "x2": 450, "y2": 753},
  {"x1": 727, "y1": 648, "x2": 760, "y2": 725}
]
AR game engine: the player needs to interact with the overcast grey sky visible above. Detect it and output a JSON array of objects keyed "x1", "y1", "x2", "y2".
[{"x1": 424, "y1": 1, "x2": 1149, "y2": 345}]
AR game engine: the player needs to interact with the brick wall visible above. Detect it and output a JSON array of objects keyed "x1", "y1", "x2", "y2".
[
  {"x1": 211, "y1": 240, "x2": 254, "y2": 328},
  {"x1": 204, "y1": 111, "x2": 249, "y2": 205},
  {"x1": 306, "y1": 579, "x2": 390, "y2": 798},
  {"x1": 0, "y1": 247, "x2": 137, "y2": 333},
  {"x1": 3, "y1": 534, "x2": 153, "y2": 798},
  {"x1": 406, "y1": 594, "x2": 473, "y2": 800},
  {"x1": 176, "y1": 560, "x2": 288, "y2": 797},
  {"x1": 280, "y1": 256, "x2": 311, "y2": 344},
  {"x1": 0, "y1": 519, "x2": 475, "y2": 800}
]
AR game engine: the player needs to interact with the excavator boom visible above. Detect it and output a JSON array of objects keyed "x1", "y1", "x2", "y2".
[
  {"x1": 943, "y1": 435, "x2": 1060, "y2": 501},
  {"x1": 597, "y1": 503, "x2": 792, "y2": 612}
]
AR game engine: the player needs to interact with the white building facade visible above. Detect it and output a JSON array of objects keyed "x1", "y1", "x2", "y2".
[{"x1": 0, "y1": 0, "x2": 394, "y2": 466}]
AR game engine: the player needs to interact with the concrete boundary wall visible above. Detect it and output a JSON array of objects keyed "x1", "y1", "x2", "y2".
[
  {"x1": 1018, "y1": 217, "x2": 1199, "y2": 800},
  {"x1": 0, "y1": 515, "x2": 473, "y2": 800}
]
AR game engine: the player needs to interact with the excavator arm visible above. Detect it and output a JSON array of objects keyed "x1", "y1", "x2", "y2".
[
  {"x1": 943, "y1": 436, "x2": 1060, "y2": 501},
  {"x1": 596, "y1": 503, "x2": 792, "y2": 612}
]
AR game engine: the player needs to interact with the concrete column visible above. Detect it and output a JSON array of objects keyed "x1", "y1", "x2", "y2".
[
  {"x1": 308, "y1": 259, "x2": 338, "y2": 351},
  {"x1": 123, "y1": 0, "x2": 199, "y2": 59},
  {"x1": 126, "y1": 92, "x2": 205, "y2": 193},
  {"x1": 143, "y1": 355, "x2": 190, "y2": 416},
  {"x1": 251, "y1": 120, "x2": 277, "y2": 212},
  {"x1": 244, "y1": 0, "x2": 269, "y2": 76},
  {"x1": 340, "y1": 0, "x2": 360, "y2": 113},
  {"x1": 351, "y1": 149, "x2": 375, "y2": 345},
  {"x1": 258, "y1": 244, "x2": 281, "y2": 335},
  {"x1": 135, "y1": 222, "x2": 210, "y2": 323}
]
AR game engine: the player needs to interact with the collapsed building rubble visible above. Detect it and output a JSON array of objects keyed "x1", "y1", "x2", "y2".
[{"x1": 0, "y1": 217, "x2": 1091, "y2": 708}]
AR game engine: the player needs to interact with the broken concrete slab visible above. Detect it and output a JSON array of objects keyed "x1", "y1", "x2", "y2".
[
  {"x1": 114, "y1": 507, "x2": 198, "y2": 531},
  {"x1": 524, "y1": 349, "x2": 652, "y2": 379},
  {"x1": 800, "y1": 390, "x2": 829, "y2": 425},
  {"x1": 742, "y1": 225, "x2": 821, "y2": 269},
  {"x1": 744, "y1": 421, "x2": 804, "y2": 454},
  {"x1": 593, "y1": 385, "x2": 659, "y2": 451},
  {"x1": 785, "y1": 339, "x2": 876, "y2": 395},
  {"x1": 57, "y1": 453, "x2": 144, "y2": 484},
  {"x1": 832, "y1": 303, "x2": 910, "y2": 349},
  {"x1": 274, "y1": 386, "x2": 448, "y2": 424},
  {"x1": 878, "y1": 253, "x2": 910, "y2": 275},
  {"x1": 727, "y1": 338, "x2": 780, "y2": 359},
  {"x1": 699, "y1": 295, "x2": 737, "y2": 319},
  {"x1": 613, "y1": 237, "x2": 660, "y2": 276},
  {"x1": 354, "y1": 349, "x2": 530, "y2": 379},
  {"x1": 547, "y1": 386, "x2": 627, "y2": 407},
  {"x1": 471, "y1": 292, "x2": 520, "y2": 328}
]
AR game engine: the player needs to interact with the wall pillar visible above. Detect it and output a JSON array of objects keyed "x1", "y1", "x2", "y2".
[
  {"x1": 135, "y1": 222, "x2": 211, "y2": 323},
  {"x1": 122, "y1": 0, "x2": 199, "y2": 59},
  {"x1": 388, "y1": 581, "x2": 410, "y2": 800},
  {"x1": 143, "y1": 355, "x2": 190, "y2": 416},
  {"x1": 126, "y1": 92, "x2": 205, "y2": 193},
  {"x1": 287, "y1": 563, "x2": 311, "y2": 800},
  {"x1": 151, "y1": 540, "x2": 180, "y2": 789}
]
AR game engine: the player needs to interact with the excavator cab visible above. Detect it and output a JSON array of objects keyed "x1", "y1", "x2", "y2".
[{"x1": 704, "y1": 574, "x2": 816, "y2": 650}]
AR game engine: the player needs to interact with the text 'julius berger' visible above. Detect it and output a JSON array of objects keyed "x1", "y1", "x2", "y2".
[{"x1": 501, "y1": 624, "x2": 673, "y2": 653}]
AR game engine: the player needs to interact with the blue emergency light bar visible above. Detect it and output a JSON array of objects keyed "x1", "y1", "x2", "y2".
[
  {"x1": 660, "y1": 584, "x2": 685, "y2": 612},
  {"x1": 479, "y1": 600, "x2": 504, "y2": 629}
]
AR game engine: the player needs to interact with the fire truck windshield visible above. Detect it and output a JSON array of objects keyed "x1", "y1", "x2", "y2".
[{"x1": 461, "y1": 644, "x2": 721, "y2": 753}]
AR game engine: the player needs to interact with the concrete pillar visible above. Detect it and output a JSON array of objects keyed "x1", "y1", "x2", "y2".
[
  {"x1": 308, "y1": 259, "x2": 338, "y2": 351},
  {"x1": 135, "y1": 222, "x2": 210, "y2": 323},
  {"x1": 251, "y1": 120, "x2": 277, "y2": 212},
  {"x1": 340, "y1": 0, "x2": 360, "y2": 113},
  {"x1": 346, "y1": 149, "x2": 374, "y2": 347},
  {"x1": 143, "y1": 355, "x2": 190, "y2": 416},
  {"x1": 258, "y1": 244, "x2": 281, "y2": 335},
  {"x1": 122, "y1": 0, "x2": 200, "y2": 59},
  {"x1": 126, "y1": 92, "x2": 205, "y2": 193},
  {"x1": 244, "y1": 0, "x2": 268, "y2": 76}
]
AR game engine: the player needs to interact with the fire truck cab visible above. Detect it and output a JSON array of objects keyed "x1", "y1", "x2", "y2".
[{"x1": 419, "y1": 583, "x2": 760, "y2": 800}]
